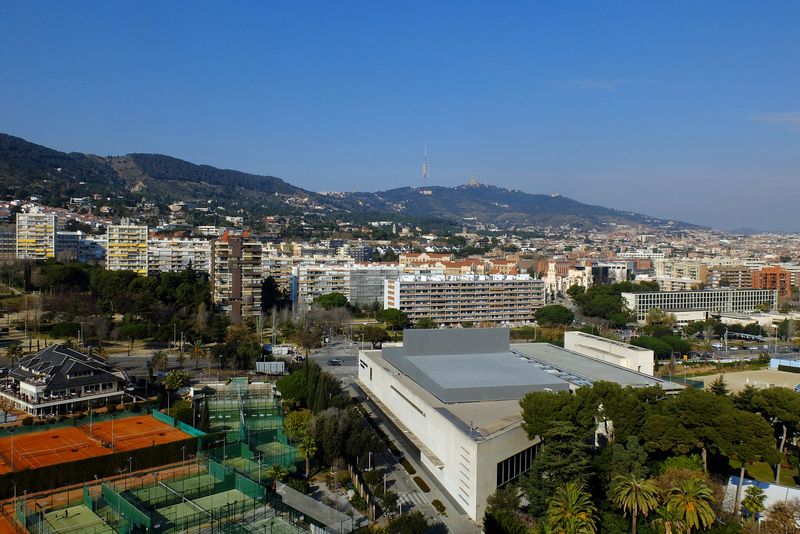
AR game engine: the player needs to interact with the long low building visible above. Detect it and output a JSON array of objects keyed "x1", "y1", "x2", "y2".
[
  {"x1": 384, "y1": 274, "x2": 545, "y2": 326},
  {"x1": 357, "y1": 328, "x2": 680, "y2": 524},
  {"x1": 622, "y1": 288, "x2": 778, "y2": 324}
]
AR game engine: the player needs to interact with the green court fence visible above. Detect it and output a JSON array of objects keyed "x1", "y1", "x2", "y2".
[
  {"x1": 151, "y1": 409, "x2": 176, "y2": 427},
  {"x1": 101, "y1": 482, "x2": 152, "y2": 531}
]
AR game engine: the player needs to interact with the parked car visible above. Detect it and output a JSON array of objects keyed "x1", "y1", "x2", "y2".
[{"x1": 327, "y1": 358, "x2": 343, "y2": 366}]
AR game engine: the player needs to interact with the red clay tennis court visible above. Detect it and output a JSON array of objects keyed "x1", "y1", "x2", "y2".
[{"x1": 0, "y1": 415, "x2": 191, "y2": 474}]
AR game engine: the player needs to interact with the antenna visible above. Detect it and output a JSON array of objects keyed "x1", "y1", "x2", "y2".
[{"x1": 421, "y1": 144, "x2": 429, "y2": 184}]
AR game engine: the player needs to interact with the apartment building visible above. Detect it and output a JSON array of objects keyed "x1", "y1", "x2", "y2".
[
  {"x1": 654, "y1": 259, "x2": 708, "y2": 283},
  {"x1": 385, "y1": 274, "x2": 545, "y2": 326},
  {"x1": 349, "y1": 264, "x2": 400, "y2": 307},
  {"x1": 148, "y1": 237, "x2": 212, "y2": 275},
  {"x1": 55, "y1": 231, "x2": 106, "y2": 264},
  {"x1": 752, "y1": 266, "x2": 792, "y2": 298},
  {"x1": 398, "y1": 252, "x2": 453, "y2": 267},
  {"x1": 707, "y1": 265, "x2": 755, "y2": 289},
  {"x1": 211, "y1": 234, "x2": 263, "y2": 323},
  {"x1": 291, "y1": 263, "x2": 351, "y2": 310},
  {"x1": 16, "y1": 211, "x2": 56, "y2": 260},
  {"x1": 106, "y1": 224, "x2": 148, "y2": 275},
  {"x1": 0, "y1": 224, "x2": 16, "y2": 260},
  {"x1": 622, "y1": 288, "x2": 778, "y2": 324}
]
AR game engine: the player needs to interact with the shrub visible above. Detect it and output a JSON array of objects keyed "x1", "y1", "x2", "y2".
[
  {"x1": 349, "y1": 493, "x2": 368, "y2": 513},
  {"x1": 22, "y1": 417, "x2": 33, "y2": 426},
  {"x1": 106, "y1": 403, "x2": 117, "y2": 414},
  {"x1": 413, "y1": 476, "x2": 430, "y2": 493},
  {"x1": 130, "y1": 403, "x2": 142, "y2": 413},
  {"x1": 432, "y1": 499, "x2": 446, "y2": 515},
  {"x1": 336, "y1": 470, "x2": 351, "y2": 486},
  {"x1": 401, "y1": 458, "x2": 416, "y2": 475},
  {"x1": 286, "y1": 477, "x2": 311, "y2": 494},
  {"x1": 35, "y1": 420, "x2": 45, "y2": 426},
  {"x1": 363, "y1": 469, "x2": 382, "y2": 487}
]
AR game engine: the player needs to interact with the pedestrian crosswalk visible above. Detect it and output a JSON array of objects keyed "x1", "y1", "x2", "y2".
[{"x1": 399, "y1": 491, "x2": 428, "y2": 507}]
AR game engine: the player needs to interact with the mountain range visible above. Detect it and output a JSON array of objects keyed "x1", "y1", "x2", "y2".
[{"x1": 0, "y1": 133, "x2": 696, "y2": 230}]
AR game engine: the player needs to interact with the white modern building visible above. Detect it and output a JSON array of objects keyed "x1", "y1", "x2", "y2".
[
  {"x1": 148, "y1": 237, "x2": 213, "y2": 275},
  {"x1": 16, "y1": 211, "x2": 56, "y2": 260},
  {"x1": 622, "y1": 288, "x2": 778, "y2": 324},
  {"x1": 385, "y1": 274, "x2": 545, "y2": 326},
  {"x1": 357, "y1": 329, "x2": 681, "y2": 524}
]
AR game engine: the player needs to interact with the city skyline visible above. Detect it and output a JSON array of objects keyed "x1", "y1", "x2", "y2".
[{"x1": 1, "y1": 2, "x2": 798, "y2": 231}]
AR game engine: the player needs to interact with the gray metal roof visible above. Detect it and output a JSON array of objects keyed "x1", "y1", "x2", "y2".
[
  {"x1": 512, "y1": 343, "x2": 683, "y2": 391},
  {"x1": 383, "y1": 329, "x2": 569, "y2": 403}
]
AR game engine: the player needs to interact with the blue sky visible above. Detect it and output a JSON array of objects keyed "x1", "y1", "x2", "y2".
[{"x1": 1, "y1": 2, "x2": 798, "y2": 231}]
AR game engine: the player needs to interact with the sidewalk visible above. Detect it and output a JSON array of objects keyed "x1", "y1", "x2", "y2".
[{"x1": 350, "y1": 383, "x2": 480, "y2": 534}]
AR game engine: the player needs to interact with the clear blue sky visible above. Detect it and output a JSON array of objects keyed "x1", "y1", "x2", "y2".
[{"x1": 1, "y1": 2, "x2": 798, "y2": 231}]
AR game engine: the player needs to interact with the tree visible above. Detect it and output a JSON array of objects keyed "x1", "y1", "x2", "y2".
[
  {"x1": 150, "y1": 350, "x2": 168, "y2": 372},
  {"x1": 385, "y1": 510, "x2": 429, "y2": 534},
  {"x1": 5, "y1": 343, "x2": 23, "y2": 366},
  {"x1": 293, "y1": 325, "x2": 323, "y2": 356},
  {"x1": 734, "y1": 384, "x2": 758, "y2": 412},
  {"x1": 191, "y1": 340, "x2": 206, "y2": 370},
  {"x1": 534, "y1": 305, "x2": 575, "y2": 326},
  {"x1": 718, "y1": 409, "x2": 778, "y2": 517},
  {"x1": 520, "y1": 422, "x2": 592, "y2": 516},
  {"x1": 752, "y1": 387, "x2": 800, "y2": 483},
  {"x1": 261, "y1": 276, "x2": 283, "y2": 312},
  {"x1": 708, "y1": 376, "x2": 729, "y2": 396},
  {"x1": 379, "y1": 490, "x2": 399, "y2": 517},
  {"x1": 175, "y1": 351, "x2": 186, "y2": 368},
  {"x1": 298, "y1": 433, "x2": 317, "y2": 478},
  {"x1": 761, "y1": 498, "x2": 800, "y2": 534},
  {"x1": 199, "y1": 398, "x2": 210, "y2": 432},
  {"x1": 609, "y1": 475, "x2": 660, "y2": 534},
  {"x1": 284, "y1": 409, "x2": 311, "y2": 441},
  {"x1": 313, "y1": 292, "x2": 349, "y2": 310},
  {"x1": 645, "y1": 308, "x2": 677, "y2": 329},
  {"x1": 740, "y1": 485, "x2": 766, "y2": 521},
  {"x1": 0, "y1": 396, "x2": 14, "y2": 424},
  {"x1": 358, "y1": 324, "x2": 390, "y2": 349},
  {"x1": 377, "y1": 309, "x2": 410, "y2": 340},
  {"x1": 164, "y1": 370, "x2": 190, "y2": 391},
  {"x1": 265, "y1": 464, "x2": 288, "y2": 491},
  {"x1": 413, "y1": 317, "x2": 437, "y2": 329},
  {"x1": 546, "y1": 482, "x2": 597, "y2": 534},
  {"x1": 663, "y1": 476, "x2": 715, "y2": 534}
]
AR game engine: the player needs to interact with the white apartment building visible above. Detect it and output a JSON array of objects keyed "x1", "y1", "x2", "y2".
[
  {"x1": 654, "y1": 259, "x2": 708, "y2": 283},
  {"x1": 618, "y1": 249, "x2": 666, "y2": 260},
  {"x1": 148, "y1": 237, "x2": 213, "y2": 275},
  {"x1": 622, "y1": 288, "x2": 778, "y2": 324},
  {"x1": 385, "y1": 274, "x2": 545, "y2": 326},
  {"x1": 291, "y1": 263, "x2": 351, "y2": 310},
  {"x1": 106, "y1": 225, "x2": 148, "y2": 275},
  {"x1": 16, "y1": 211, "x2": 56, "y2": 260}
]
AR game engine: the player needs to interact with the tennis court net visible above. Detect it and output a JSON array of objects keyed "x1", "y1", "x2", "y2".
[
  {"x1": 158, "y1": 481, "x2": 212, "y2": 518},
  {"x1": 19, "y1": 442, "x2": 91, "y2": 460}
]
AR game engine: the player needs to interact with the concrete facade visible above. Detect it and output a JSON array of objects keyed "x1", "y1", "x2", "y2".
[{"x1": 564, "y1": 331, "x2": 654, "y2": 376}]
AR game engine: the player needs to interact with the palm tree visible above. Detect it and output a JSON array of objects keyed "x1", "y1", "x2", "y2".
[
  {"x1": 150, "y1": 350, "x2": 168, "y2": 372},
  {"x1": 266, "y1": 464, "x2": 288, "y2": 492},
  {"x1": 547, "y1": 482, "x2": 597, "y2": 534},
  {"x1": 191, "y1": 340, "x2": 206, "y2": 370},
  {"x1": 664, "y1": 476, "x2": 715, "y2": 534},
  {"x1": 609, "y1": 475, "x2": 660, "y2": 534},
  {"x1": 297, "y1": 434, "x2": 317, "y2": 478},
  {"x1": 740, "y1": 485, "x2": 766, "y2": 521},
  {"x1": 5, "y1": 343, "x2": 23, "y2": 367}
]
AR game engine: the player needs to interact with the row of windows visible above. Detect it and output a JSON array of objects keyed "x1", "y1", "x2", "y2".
[{"x1": 497, "y1": 443, "x2": 539, "y2": 487}]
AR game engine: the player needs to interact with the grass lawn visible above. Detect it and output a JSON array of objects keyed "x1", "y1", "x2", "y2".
[{"x1": 740, "y1": 461, "x2": 799, "y2": 486}]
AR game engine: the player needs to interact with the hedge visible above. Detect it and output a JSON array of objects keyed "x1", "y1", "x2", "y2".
[{"x1": 413, "y1": 476, "x2": 430, "y2": 493}]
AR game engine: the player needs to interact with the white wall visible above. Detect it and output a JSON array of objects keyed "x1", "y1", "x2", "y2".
[
  {"x1": 357, "y1": 351, "x2": 537, "y2": 523},
  {"x1": 564, "y1": 331, "x2": 655, "y2": 376}
]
